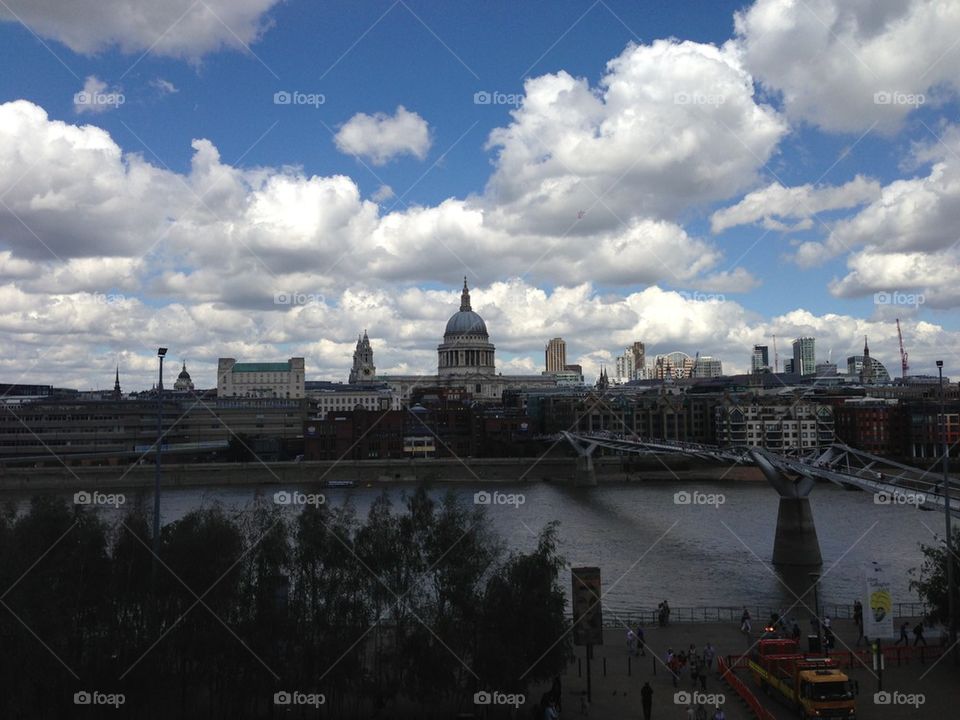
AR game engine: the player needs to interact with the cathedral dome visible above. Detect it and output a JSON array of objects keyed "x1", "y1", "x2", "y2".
[
  {"x1": 444, "y1": 278, "x2": 488, "y2": 337},
  {"x1": 445, "y1": 310, "x2": 487, "y2": 336}
]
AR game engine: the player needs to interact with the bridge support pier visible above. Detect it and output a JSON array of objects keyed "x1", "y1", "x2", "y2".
[
  {"x1": 771, "y1": 497, "x2": 821, "y2": 566},
  {"x1": 562, "y1": 432, "x2": 598, "y2": 487},
  {"x1": 574, "y1": 454, "x2": 596, "y2": 487},
  {"x1": 751, "y1": 450, "x2": 822, "y2": 567}
]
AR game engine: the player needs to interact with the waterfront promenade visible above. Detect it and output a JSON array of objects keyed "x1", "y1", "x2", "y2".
[{"x1": 527, "y1": 616, "x2": 957, "y2": 719}]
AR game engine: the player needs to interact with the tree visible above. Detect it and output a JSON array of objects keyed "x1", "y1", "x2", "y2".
[
  {"x1": 909, "y1": 527, "x2": 960, "y2": 627},
  {"x1": 476, "y1": 522, "x2": 572, "y2": 702}
]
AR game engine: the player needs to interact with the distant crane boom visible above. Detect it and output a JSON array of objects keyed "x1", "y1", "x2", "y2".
[
  {"x1": 772, "y1": 334, "x2": 779, "y2": 373},
  {"x1": 896, "y1": 318, "x2": 909, "y2": 378}
]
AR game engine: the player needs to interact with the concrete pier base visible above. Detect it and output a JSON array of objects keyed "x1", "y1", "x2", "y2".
[
  {"x1": 574, "y1": 455, "x2": 597, "y2": 487},
  {"x1": 772, "y1": 497, "x2": 822, "y2": 566}
]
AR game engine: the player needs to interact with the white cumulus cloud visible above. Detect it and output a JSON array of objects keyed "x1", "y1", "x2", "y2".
[{"x1": 334, "y1": 106, "x2": 432, "y2": 165}]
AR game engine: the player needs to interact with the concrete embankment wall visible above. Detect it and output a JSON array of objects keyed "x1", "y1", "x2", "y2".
[{"x1": 0, "y1": 455, "x2": 764, "y2": 492}]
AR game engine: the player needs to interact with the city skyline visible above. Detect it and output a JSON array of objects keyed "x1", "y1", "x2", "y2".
[{"x1": 1, "y1": 1, "x2": 959, "y2": 392}]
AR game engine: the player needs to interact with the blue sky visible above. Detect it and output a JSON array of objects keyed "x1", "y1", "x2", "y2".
[{"x1": 1, "y1": 0, "x2": 959, "y2": 388}]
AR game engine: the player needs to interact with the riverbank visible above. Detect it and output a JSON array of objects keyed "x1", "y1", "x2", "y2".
[{"x1": 0, "y1": 455, "x2": 765, "y2": 492}]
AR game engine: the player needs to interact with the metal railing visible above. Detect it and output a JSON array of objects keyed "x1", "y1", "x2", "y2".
[{"x1": 596, "y1": 602, "x2": 930, "y2": 626}]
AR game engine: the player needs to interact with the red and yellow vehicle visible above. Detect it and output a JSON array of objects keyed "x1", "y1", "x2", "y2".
[{"x1": 748, "y1": 638, "x2": 856, "y2": 719}]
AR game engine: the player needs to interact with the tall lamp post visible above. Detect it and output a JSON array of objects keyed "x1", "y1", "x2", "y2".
[
  {"x1": 936, "y1": 360, "x2": 957, "y2": 663},
  {"x1": 153, "y1": 348, "x2": 167, "y2": 568}
]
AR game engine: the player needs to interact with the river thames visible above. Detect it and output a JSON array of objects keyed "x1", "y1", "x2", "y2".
[{"x1": 5, "y1": 478, "x2": 939, "y2": 617}]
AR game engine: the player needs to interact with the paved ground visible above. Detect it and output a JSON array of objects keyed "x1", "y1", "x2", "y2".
[{"x1": 526, "y1": 618, "x2": 959, "y2": 719}]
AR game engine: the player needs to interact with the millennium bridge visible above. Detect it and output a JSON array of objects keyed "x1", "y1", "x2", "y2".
[{"x1": 560, "y1": 431, "x2": 959, "y2": 566}]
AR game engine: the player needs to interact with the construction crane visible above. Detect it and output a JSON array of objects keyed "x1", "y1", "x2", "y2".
[
  {"x1": 772, "y1": 334, "x2": 779, "y2": 373},
  {"x1": 896, "y1": 318, "x2": 909, "y2": 378}
]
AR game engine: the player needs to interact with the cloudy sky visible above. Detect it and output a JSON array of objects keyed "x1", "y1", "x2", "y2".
[{"x1": 1, "y1": 0, "x2": 959, "y2": 390}]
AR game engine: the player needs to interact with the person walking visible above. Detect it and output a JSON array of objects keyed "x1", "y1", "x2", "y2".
[
  {"x1": 853, "y1": 600, "x2": 864, "y2": 646},
  {"x1": 636, "y1": 624, "x2": 646, "y2": 656},
  {"x1": 913, "y1": 622, "x2": 927, "y2": 646},
  {"x1": 895, "y1": 621, "x2": 909, "y2": 646},
  {"x1": 641, "y1": 681, "x2": 653, "y2": 720},
  {"x1": 627, "y1": 629, "x2": 638, "y2": 657},
  {"x1": 703, "y1": 642, "x2": 715, "y2": 672},
  {"x1": 544, "y1": 698, "x2": 559, "y2": 720}
]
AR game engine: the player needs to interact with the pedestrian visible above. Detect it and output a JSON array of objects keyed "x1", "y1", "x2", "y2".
[
  {"x1": 824, "y1": 625, "x2": 835, "y2": 651},
  {"x1": 703, "y1": 642, "x2": 715, "y2": 671},
  {"x1": 551, "y1": 675, "x2": 562, "y2": 712},
  {"x1": 663, "y1": 600, "x2": 671, "y2": 625},
  {"x1": 641, "y1": 681, "x2": 653, "y2": 720},
  {"x1": 686, "y1": 704, "x2": 695, "y2": 720},
  {"x1": 895, "y1": 621, "x2": 909, "y2": 646},
  {"x1": 791, "y1": 620, "x2": 801, "y2": 641},
  {"x1": 669, "y1": 655, "x2": 681, "y2": 688},
  {"x1": 913, "y1": 622, "x2": 927, "y2": 646},
  {"x1": 544, "y1": 698, "x2": 559, "y2": 720},
  {"x1": 699, "y1": 667, "x2": 707, "y2": 691},
  {"x1": 712, "y1": 708, "x2": 726, "y2": 720},
  {"x1": 579, "y1": 690, "x2": 589, "y2": 716},
  {"x1": 627, "y1": 629, "x2": 638, "y2": 657},
  {"x1": 853, "y1": 600, "x2": 864, "y2": 646},
  {"x1": 695, "y1": 703, "x2": 707, "y2": 720},
  {"x1": 636, "y1": 624, "x2": 646, "y2": 656},
  {"x1": 689, "y1": 655, "x2": 699, "y2": 688}
]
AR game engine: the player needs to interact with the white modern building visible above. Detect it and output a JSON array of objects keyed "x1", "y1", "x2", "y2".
[
  {"x1": 305, "y1": 381, "x2": 399, "y2": 418},
  {"x1": 715, "y1": 403, "x2": 834, "y2": 451},
  {"x1": 217, "y1": 357, "x2": 305, "y2": 399}
]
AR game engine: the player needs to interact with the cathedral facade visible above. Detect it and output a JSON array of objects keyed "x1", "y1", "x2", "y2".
[{"x1": 348, "y1": 279, "x2": 558, "y2": 402}]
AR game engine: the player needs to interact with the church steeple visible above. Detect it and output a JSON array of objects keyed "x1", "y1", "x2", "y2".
[
  {"x1": 460, "y1": 276, "x2": 472, "y2": 312},
  {"x1": 113, "y1": 365, "x2": 121, "y2": 398}
]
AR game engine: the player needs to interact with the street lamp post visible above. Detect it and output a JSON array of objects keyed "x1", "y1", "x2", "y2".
[
  {"x1": 936, "y1": 360, "x2": 957, "y2": 663},
  {"x1": 153, "y1": 348, "x2": 167, "y2": 568}
]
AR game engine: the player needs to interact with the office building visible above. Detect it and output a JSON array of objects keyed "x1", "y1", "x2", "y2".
[
  {"x1": 751, "y1": 345, "x2": 769, "y2": 373},
  {"x1": 217, "y1": 357, "x2": 305, "y2": 399},
  {"x1": 792, "y1": 337, "x2": 816, "y2": 376},
  {"x1": 545, "y1": 338, "x2": 567, "y2": 373}
]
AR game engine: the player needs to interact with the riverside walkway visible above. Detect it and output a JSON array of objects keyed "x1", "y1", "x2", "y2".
[{"x1": 527, "y1": 614, "x2": 957, "y2": 719}]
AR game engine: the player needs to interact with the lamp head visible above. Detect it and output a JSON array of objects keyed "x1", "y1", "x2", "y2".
[
  {"x1": 158, "y1": 347, "x2": 168, "y2": 357},
  {"x1": 936, "y1": 360, "x2": 944, "y2": 369}
]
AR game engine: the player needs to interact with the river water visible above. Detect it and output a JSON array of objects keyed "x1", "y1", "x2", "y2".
[{"x1": 4, "y1": 479, "x2": 939, "y2": 619}]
